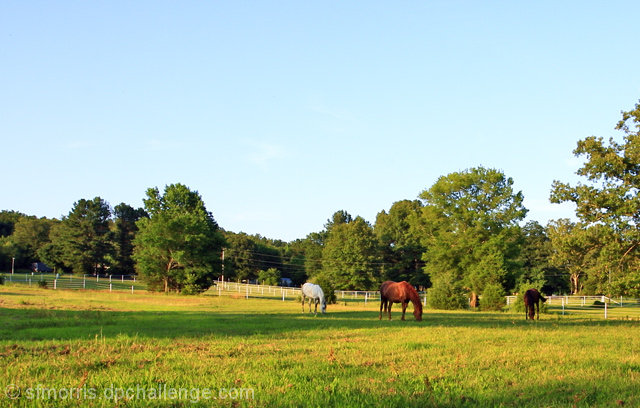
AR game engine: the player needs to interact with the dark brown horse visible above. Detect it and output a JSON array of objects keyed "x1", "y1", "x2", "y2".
[
  {"x1": 379, "y1": 281, "x2": 423, "y2": 321},
  {"x1": 524, "y1": 288, "x2": 547, "y2": 320}
]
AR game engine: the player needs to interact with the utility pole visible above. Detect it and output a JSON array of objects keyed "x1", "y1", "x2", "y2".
[{"x1": 221, "y1": 248, "x2": 225, "y2": 288}]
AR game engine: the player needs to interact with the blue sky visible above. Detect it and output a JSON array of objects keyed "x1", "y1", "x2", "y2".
[{"x1": 2, "y1": 1, "x2": 640, "y2": 241}]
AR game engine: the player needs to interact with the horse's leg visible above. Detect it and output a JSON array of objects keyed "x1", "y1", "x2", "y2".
[
  {"x1": 536, "y1": 301, "x2": 539, "y2": 320},
  {"x1": 379, "y1": 298, "x2": 384, "y2": 320},
  {"x1": 387, "y1": 302, "x2": 392, "y2": 320},
  {"x1": 314, "y1": 298, "x2": 318, "y2": 314},
  {"x1": 301, "y1": 294, "x2": 305, "y2": 313},
  {"x1": 401, "y1": 301, "x2": 407, "y2": 321}
]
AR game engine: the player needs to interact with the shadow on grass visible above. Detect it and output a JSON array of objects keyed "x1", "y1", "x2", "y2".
[{"x1": 1, "y1": 305, "x2": 637, "y2": 342}]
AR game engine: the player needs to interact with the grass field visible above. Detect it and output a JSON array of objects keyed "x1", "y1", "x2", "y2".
[{"x1": 1, "y1": 285, "x2": 639, "y2": 407}]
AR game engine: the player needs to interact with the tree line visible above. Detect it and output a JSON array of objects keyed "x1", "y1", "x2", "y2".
[{"x1": 2, "y1": 100, "x2": 640, "y2": 307}]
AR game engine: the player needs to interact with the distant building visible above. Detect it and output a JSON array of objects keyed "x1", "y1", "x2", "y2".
[
  {"x1": 280, "y1": 277, "x2": 293, "y2": 287},
  {"x1": 31, "y1": 262, "x2": 53, "y2": 273}
]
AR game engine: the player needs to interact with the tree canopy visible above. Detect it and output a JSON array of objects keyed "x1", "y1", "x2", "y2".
[
  {"x1": 133, "y1": 184, "x2": 225, "y2": 293},
  {"x1": 419, "y1": 167, "x2": 527, "y2": 309},
  {"x1": 551, "y1": 100, "x2": 640, "y2": 296}
]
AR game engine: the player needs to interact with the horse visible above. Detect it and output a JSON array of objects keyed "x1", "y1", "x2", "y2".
[
  {"x1": 523, "y1": 288, "x2": 547, "y2": 320},
  {"x1": 301, "y1": 282, "x2": 326, "y2": 314},
  {"x1": 379, "y1": 281, "x2": 423, "y2": 321}
]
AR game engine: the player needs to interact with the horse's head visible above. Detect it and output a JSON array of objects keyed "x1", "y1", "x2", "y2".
[
  {"x1": 321, "y1": 298, "x2": 327, "y2": 314},
  {"x1": 413, "y1": 302, "x2": 423, "y2": 321}
]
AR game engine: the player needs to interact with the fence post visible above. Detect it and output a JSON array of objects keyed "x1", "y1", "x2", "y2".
[
  {"x1": 131, "y1": 285, "x2": 134, "y2": 294},
  {"x1": 604, "y1": 301, "x2": 608, "y2": 319},
  {"x1": 54, "y1": 279, "x2": 57, "y2": 290},
  {"x1": 109, "y1": 283, "x2": 112, "y2": 292},
  {"x1": 562, "y1": 297, "x2": 565, "y2": 315}
]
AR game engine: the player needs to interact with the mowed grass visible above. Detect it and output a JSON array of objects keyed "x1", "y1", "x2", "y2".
[{"x1": 1, "y1": 286, "x2": 640, "y2": 407}]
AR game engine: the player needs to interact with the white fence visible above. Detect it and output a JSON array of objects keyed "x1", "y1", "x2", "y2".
[
  {"x1": 1, "y1": 273, "x2": 144, "y2": 292},
  {"x1": 506, "y1": 294, "x2": 640, "y2": 319},
  {"x1": 212, "y1": 281, "x2": 428, "y2": 305}
]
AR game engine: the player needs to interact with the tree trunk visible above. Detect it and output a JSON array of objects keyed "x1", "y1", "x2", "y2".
[
  {"x1": 470, "y1": 292, "x2": 479, "y2": 308},
  {"x1": 570, "y1": 273, "x2": 580, "y2": 295}
]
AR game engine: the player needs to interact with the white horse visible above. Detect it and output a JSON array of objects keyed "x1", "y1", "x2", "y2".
[{"x1": 301, "y1": 283, "x2": 326, "y2": 314}]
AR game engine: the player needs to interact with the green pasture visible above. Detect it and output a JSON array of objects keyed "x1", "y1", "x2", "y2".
[{"x1": 1, "y1": 285, "x2": 639, "y2": 407}]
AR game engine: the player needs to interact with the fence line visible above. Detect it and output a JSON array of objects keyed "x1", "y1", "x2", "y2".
[
  {"x1": 1, "y1": 273, "x2": 145, "y2": 292},
  {"x1": 4, "y1": 275, "x2": 640, "y2": 319}
]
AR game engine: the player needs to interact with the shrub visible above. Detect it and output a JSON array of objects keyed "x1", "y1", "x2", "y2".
[
  {"x1": 258, "y1": 268, "x2": 281, "y2": 286},
  {"x1": 37, "y1": 280, "x2": 48, "y2": 289},
  {"x1": 511, "y1": 283, "x2": 548, "y2": 314},
  {"x1": 427, "y1": 279, "x2": 468, "y2": 310},
  {"x1": 481, "y1": 283, "x2": 506, "y2": 311},
  {"x1": 309, "y1": 274, "x2": 337, "y2": 304}
]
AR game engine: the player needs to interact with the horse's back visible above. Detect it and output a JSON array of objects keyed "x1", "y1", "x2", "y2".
[
  {"x1": 302, "y1": 282, "x2": 323, "y2": 299},
  {"x1": 524, "y1": 288, "x2": 543, "y2": 305},
  {"x1": 381, "y1": 281, "x2": 412, "y2": 300}
]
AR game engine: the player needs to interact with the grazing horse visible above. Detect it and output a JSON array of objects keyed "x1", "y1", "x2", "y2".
[
  {"x1": 379, "y1": 281, "x2": 423, "y2": 321},
  {"x1": 301, "y1": 283, "x2": 326, "y2": 314},
  {"x1": 524, "y1": 288, "x2": 547, "y2": 320}
]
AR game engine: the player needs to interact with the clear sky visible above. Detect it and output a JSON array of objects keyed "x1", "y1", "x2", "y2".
[{"x1": 2, "y1": 1, "x2": 640, "y2": 241}]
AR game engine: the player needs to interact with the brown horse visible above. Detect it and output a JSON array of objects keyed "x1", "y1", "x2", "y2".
[
  {"x1": 524, "y1": 288, "x2": 547, "y2": 320},
  {"x1": 379, "y1": 281, "x2": 423, "y2": 321}
]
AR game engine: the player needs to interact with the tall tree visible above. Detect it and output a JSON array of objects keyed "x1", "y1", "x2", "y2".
[
  {"x1": 112, "y1": 203, "x2": 147, "y2": 275},
  {"x1": 52, "y1": 197, "x2": 114, "y2": 275},
  {"x1": 321, "y1": 213, "x2": 382, "y2": 290},
  {"x1": 419, "y1": 167, "x2": 528, "y2": 309},
  {"x1": 374, "y1": 200, "x2": 427, "y2": 287},
  {"x1": 299, "y1": 232, "x2": 325, "y2": 280},
  {"x1": 224, "y1": 232, "x2": 259, "y2": 282},
  {"x1": 9, "y1": 217, "x2": 56, "y2": 267},
  {"x1": 547, "y1": 219, "x2": 603, "y2": 294},
  {"x1": 133, "y1": 184, "x2": 225, "y2": 293},
  {"x1": 520, "y1": 221, "x2": 568, "y2": 295},
  {"x1": 550, "y1": 100, "x2": 640, "y2": 295}
]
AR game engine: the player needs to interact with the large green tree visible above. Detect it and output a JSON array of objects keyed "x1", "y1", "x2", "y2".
[
  {"x1": 112, "y1": 203, "x2": 147, "y2": 275},
  {"x1": 419, "y1": 167, "x2": 528, "y2": 309},
  {"x1": 223, "y1": 232, "x2": 259, "y2": 282},
  {"x1": 547, "y1": 219, "x2": 606, "y2": 294},
  {"x1": 321, "y1": 213, "x2": 382, "y2": 290},
  {"x1": 519, "y1": 221, "x2": 568, "y2": 295},
  {"x1": 133, "y1": 184, "x2": 225, "y2": 293},
  {"x1": 9, "y1": 216, "x2": 56, "y2": 267},
  {"x1": 50, "y1": 197, "x2": 114, "y2": 275},
  {"x1": 374, "y1": 200, "x2": 428, "y2": 287},
  {"x1": 550, "y1": 100, "x2": 640, "y2": 295}
]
